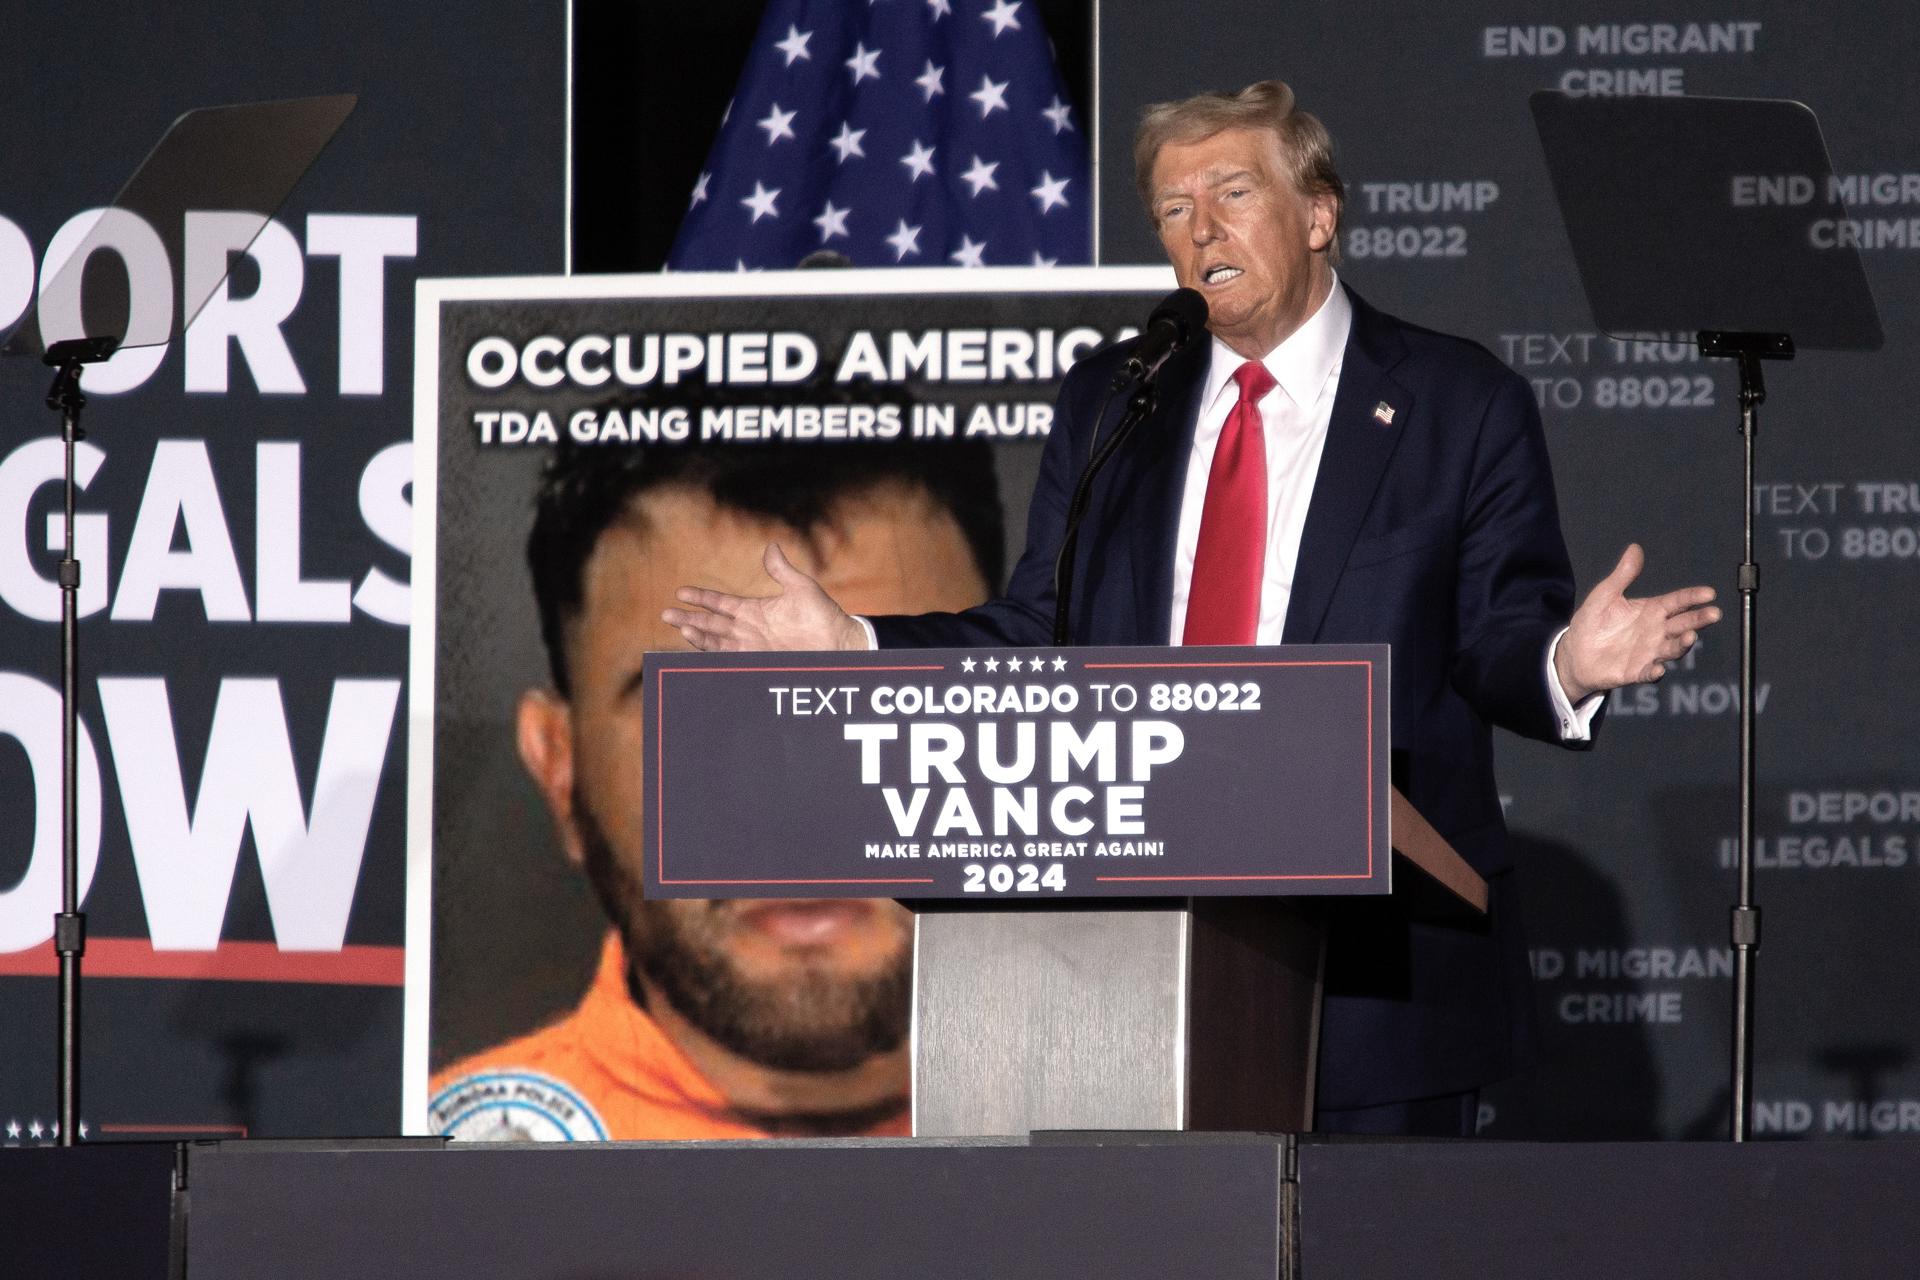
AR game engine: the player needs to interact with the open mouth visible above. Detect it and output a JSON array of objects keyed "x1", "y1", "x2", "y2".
[{"x1": 1202, "y1": 264, "x2": 1244, "y2": 285}]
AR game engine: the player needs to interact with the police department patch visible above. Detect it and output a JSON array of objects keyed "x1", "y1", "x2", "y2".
[{"x1": 428, "y1": 1070, "x2": 609, "y2": 1142}]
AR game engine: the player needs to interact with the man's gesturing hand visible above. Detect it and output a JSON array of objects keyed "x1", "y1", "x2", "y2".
[
  {"x1": 1555, "y1": 544, "x2": 1722, "y2": 704},
  {"x1": 661, "y1": 543, "x2": 870, "y2": 653}
]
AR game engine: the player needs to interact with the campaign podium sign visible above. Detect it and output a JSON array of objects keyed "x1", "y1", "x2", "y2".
[
  {"x1": 641, "y1": 644, "x2": 1391, "y2": 900},
  {"x1": 643, "y1": 644, "x2": 1479, "y2": 1135}
]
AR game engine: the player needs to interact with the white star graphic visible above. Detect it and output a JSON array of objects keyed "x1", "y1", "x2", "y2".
[
  {"x1": 961, "y1": 656, "x2": 977, "y2": 672},
  {"x1": 1031, "y1": 250, "x2": 1058, "y2": 268},
  {"x1": 689, "y1": 171, "x2": 710, "y2": 209},
  {"x1": 1008, "y1": 656, "x2": 1026, "y2": 672},
  {"x1": 27, "y1": 1119, "x2": 43, "y2": 1140},
  {"x1": 829, "y1": 121, "x2": 867, "y2": 163},
  {"x1": 982, "y1": 0, "x2": 1022, "y2": 36},
  {"x1": 1042, "y1": 95, "x2": 1075, "y2": 134},
  {"x1": 926, "y1": 0, "x2": 951, "y2": 16},
  {"x1": 949, "y1": 234, "x2": 988, "y2": 267},
  {"x1": 78, "y1": 1120, "x2": 88, "y2": 1139},
  {"x1": 812, "y1": 201, "x2": 852, "y2": 243},
  {"x1": 844, "y1": 42, "x2": 882, "y2": 85},
  {"x1": 734, "y1": 259, "x2": 764, "y2": 273},
  {"x1": 968, "y1": 75, "x2": 1010, "y2": 120},
  {"x1": 1030, "y1": 170, "x2": 1071, "y2": 214},
  {"x1": 899, "y1": 139, "x2": 937, "y2": 182},
  {"x1": 915, "y1": 59, "x2": 946, "y2": 103},
  {"x1": 984, "y1": 656, "x2": 1001, "y2": 672},
  {"x1": 960, "y1": 154, "x2": 1000, "y2": 197},
  {"x1": 740, "y1": 181, "x2": 781, "y2": 223},
  {"x1": 886, "y1": 219, "x2": 924, "y2": 261},
  {"x1": 1053, "y1": 656, "x2": 1068, "y2": 671},
  {"x1": 5, "y1": 1120, "x2": 18, "y2": 1139},
  {"x1": 756, "y1": 103, "x2": 798, "y2": 146},
  {"x1": 773, "y1": 24, "x2": 812, "y2": 66}
]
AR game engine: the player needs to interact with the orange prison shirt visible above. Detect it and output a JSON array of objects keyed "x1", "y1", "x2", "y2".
[{"x1": 428, "y1": 933, "x2": 911, "y2": 1141}]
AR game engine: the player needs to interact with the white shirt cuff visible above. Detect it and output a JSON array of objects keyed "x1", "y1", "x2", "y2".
[
  {"x1": 1546, "y1": 627, "x2": 1603, "y2": 741},
  {"x1": 853, "y1": 615, "x2": 878, "y2": 650}
]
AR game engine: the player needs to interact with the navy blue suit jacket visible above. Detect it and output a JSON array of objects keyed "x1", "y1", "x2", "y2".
[{"x1": 874, "y1": 286, "x2": 1595, "y2": 1107}]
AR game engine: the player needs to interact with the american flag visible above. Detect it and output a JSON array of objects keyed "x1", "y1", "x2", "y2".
[{"x1": 668, "y1": 0, "x2": 1090, "y2": 271}]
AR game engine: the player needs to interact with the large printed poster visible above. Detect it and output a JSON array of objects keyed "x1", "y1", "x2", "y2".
[
  {"x1": 409, "y1": 268, "x2": 1171, "y2": 1136},
  {"x1": 0, "y1": 3, "x2": 563, "y2": 1142}
]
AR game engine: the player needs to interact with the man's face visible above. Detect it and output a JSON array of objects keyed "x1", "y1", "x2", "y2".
[
  {"x1": 520, "y1": 481, "x2": 990, "y2": 1071},
  {"x1": 1150, "y1": 125, "x2": 1337, "y2": 360}
]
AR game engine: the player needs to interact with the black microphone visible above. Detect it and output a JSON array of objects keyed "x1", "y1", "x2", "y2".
[{"x1": 1111, "y1": 287, "x2": 1208, "y2": 390}]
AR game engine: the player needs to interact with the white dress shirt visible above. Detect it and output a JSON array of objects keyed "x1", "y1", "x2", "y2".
[{"x1": 1168, "y1": 276, "x2": 1352, "y2": 646}]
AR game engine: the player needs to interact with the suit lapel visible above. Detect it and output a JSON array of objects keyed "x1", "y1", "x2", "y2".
[
  {"x1": 1126, "y1": 340, "x2": 1208, "y2": 644},
  {"x1": 1282, "y1": 288, "x2": 1414, "y2": 644}
]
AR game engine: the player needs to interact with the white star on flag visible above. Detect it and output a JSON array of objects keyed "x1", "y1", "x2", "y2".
[
  {"x1": 968, "y1": 74, "x2": 1010, "y2": 119},
  {"x1": 982, "y1": 0, "x2": 1022, "y2": 36},
  {"x1": 844, "y1": 42, "x2": 882, "y2": 85},
  {"x1": 1053, "y1": 656, "x2": 1068, "y2": 671},
  {"x1": 961, "y1": 155, "x2": 1001, "y2": 196},
  {"x1": 829, "y1": 121, "x2": 867, "y2": 163},
  {"x1": 900, "y1": 138, "x2": 937, "y2": 181},
  {"x1": 886, "y1": 219, "x2": 923, "y2": 260},
  {"x1": 774, "y1": 25, "x2": 812, "y2": 66},
  {"x1": 961, "y1": 656, "x2": 976, "y2": 672},
  {"x1": 1030, "y1": 170, "x2": 1070, "y2": 214},
  {"x1": 813, "y1": 201, "x2": 852, "y2": 242},
  {"x1": 950, "y1": 234, "x2": 987, "y2": 267},
  {"x1": 915, "y1": 59, "x2": 946, "y2": 102},
  {"x1": 984, "y1": 656, "x2": 1001, "y2": 671},
  {"x1": 741, "y1": 181, "x2": 782, "y2": 222},
  {"x1": 669, "y1": 0, "x2": 1089, "y2": 269},
  {"x1": 756, "y1": 103, "x2": 797, "y2": 145}
]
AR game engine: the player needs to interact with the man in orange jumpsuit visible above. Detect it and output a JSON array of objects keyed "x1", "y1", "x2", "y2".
[{"x1": 430, "y1": 438, "x2": 1002, "y2": 1140}]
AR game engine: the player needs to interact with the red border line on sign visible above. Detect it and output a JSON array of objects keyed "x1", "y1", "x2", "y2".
[
  {"x1": 0, "y1": 939, "x2": 405, "y2": 986},
  {"x1": 654, "y1": 664, "x2": 940, "y2": 887},
  {"x1": 1096, "y1": 873, "x2": 1375, "y2": 881},
  {"x1": 1080, "y1": 660, "x2": 1372, "y2": 668},
  {"x1": 1088, "y1": 657, "x2": 1377, "y2": 884}
]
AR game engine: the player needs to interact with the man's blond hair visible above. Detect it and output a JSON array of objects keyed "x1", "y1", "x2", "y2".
[{"x1": 1134, "y1": 80, "x2": 1345, "y2": 254}]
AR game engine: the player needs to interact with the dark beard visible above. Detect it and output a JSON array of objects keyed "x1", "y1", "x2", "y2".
[{"x1": 575, "y1": 799, "x2": 911, "y2": 1073}]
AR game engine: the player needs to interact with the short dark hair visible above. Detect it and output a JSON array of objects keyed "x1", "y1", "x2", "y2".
[{"x1": 528, "y1": 438, "x2": 1005, "y2": 696}]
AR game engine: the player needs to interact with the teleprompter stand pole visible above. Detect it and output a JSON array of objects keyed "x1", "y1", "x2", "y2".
[
  {"x1": 1698, "y1": 328, "x2": 1792, "y2": 1143},
  {"x1": 42, "y1": 334, "x2": 118, "y2": 1147}
]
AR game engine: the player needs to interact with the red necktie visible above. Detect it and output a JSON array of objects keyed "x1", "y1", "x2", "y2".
[{"x1": 1183, "y1": 361, "x2": 1274, "y2": 645}]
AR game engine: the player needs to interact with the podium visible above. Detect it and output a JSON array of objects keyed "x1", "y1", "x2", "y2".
[
  {"x1": 643, "y1": 643, "x2": 1485, "y2": 1136},
  {"x1": 914, "y1": 789, "x2": 1484, "y2": 1134}
]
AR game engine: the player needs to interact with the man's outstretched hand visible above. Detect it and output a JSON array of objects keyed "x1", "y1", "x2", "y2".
[
  {"x1": 661, "y1": 543, "x2": 869, "y2": 653},
  {"x1": 1556, "y1": 543, "x2": 1722, "y2": 704}
]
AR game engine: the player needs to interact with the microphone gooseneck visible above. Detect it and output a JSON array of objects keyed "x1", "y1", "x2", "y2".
[{"x1": 1055, "y1": 289, "x2": 1210, "y2": 645}]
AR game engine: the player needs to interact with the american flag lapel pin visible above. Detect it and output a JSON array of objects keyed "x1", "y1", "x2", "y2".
[{"x1": 1373, "y1": 400, "x2": 1396, "y2": 426}]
